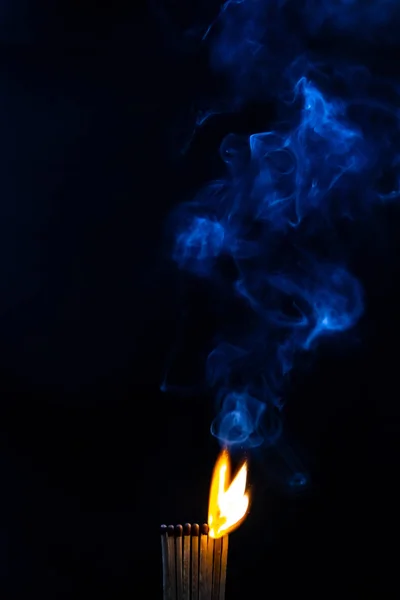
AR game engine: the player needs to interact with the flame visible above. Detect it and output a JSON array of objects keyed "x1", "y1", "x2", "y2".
[{"x1": 208, "y1": 449, "x2": 250, "y2": 539}]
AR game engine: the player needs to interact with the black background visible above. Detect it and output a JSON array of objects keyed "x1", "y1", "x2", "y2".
[{"x1": 0, "y1": 2, "x2": 398, "y2": 598}]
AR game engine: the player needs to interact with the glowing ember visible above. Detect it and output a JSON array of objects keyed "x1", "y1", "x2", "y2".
[{"x1": 208, "y1": 448, "x2": 250, "y2": 539}]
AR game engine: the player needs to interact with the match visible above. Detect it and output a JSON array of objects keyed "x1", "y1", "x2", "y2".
[
  {"x1": 160, "y1": 449, "x2": 250, "y2": 599},
  {"x1": 160, "y1": 523, "x2": 229, "y2": 600}
]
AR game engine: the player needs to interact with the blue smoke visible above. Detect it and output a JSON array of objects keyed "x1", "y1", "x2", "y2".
[{"x1": 166, "y1": 1, "x2": 400, "y2": 456}]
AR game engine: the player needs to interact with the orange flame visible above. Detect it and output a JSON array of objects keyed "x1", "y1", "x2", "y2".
[{"x1": 208, "y1": 448, "x2": 250, "y2": 539}]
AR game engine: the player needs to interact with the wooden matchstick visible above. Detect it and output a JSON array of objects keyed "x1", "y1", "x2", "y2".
[
  {"x1": 219, "y1": 536, "x2": 229, "y2": 600},
  {"x1": 206, "y1": 531, "x2": 215, "y2": 600},
  {"x1": 182, "y1": 523, "x2": 191, "y2": 600},
  {"x1": 161, "y1": 525, "x2": 169, "y2": 600},
  {"x1": 199, "y1": 523, "x2": 209, "y2": 600},
  {"x1": 191, "y1": 523, "x2": 200, "y2": 600},
  {"x1": 211, "y1": 537, "x2": 222, "y2": 600},
  {"x1": 175, "y1": 524, "x2": 183, "y2": 600},
  {"x1": 167, "y1": 525, "x2": 176, "y2": 600}
]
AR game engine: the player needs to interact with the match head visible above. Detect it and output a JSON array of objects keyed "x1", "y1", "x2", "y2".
[
  {"x1": 191, "y1": 523, "x2": 200, "y2": 536},
  {"x1": 167, "y1": 525, "x2": 175, "y2": 537},
  {"x1": 175, "y1": 524, "x2": 183, "y2": 537},
  {"x1": 183, "y1": 523, "x2": 191, "y2": 536},
  {"x1": 160, "y1": 524, "x2": 167, "y2": 536},
  {"x1": 200, "y1": 523, "x2": 209, "y2": 535}
]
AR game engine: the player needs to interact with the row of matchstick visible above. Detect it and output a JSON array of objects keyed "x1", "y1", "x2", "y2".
[{"x1": 161, "y1": 523, "x2": 228, "y2": 600}]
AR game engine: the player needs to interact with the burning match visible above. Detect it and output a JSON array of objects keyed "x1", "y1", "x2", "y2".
[{"x1": 161, "y1": 449, "x2": 249, "y2": 599}]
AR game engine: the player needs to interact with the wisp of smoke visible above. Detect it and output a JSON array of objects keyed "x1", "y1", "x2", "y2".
[{"x1": 164, "y1": 0, "x2": 400, "y2": 480}]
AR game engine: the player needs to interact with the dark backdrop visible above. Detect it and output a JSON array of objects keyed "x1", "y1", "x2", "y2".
[{"x1": 0, "y1": 2, "x2": 398, "y2": 598}]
